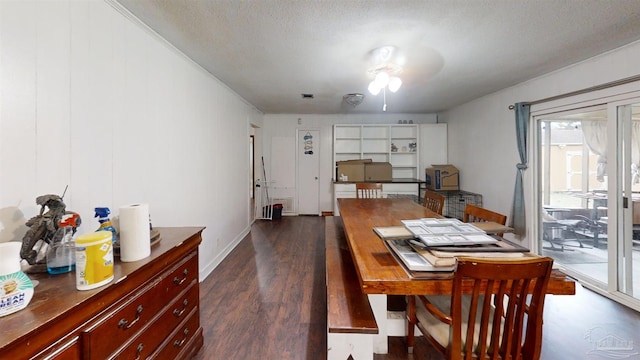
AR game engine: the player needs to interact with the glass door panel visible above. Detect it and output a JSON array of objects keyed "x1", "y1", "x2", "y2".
[
  {"x1": 538, "y1": 108, "x2": 610, "y2": 288},
  {"x1": 615, "y1": 102, "x2": 640, "y2": 301}
]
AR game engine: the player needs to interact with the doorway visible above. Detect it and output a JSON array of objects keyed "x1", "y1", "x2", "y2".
[
  {"x1": 297, "y1": 129, "x2": 320, "y2": 215},
  {"x1": 250, "y1": 135, "x2": 254, "y2": 199}
]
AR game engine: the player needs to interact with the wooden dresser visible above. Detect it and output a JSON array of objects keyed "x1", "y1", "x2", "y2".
[{"x1": 0, "y1": 227, "x2": 204, "y2": 360}]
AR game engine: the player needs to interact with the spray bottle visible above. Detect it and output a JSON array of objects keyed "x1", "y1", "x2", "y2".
[
  {"x1": 46, "y1": 213, "x2": 79, "y2": 275},
  {"x1": 95, "y1": 207, "x2": 117, "y2": 244}
]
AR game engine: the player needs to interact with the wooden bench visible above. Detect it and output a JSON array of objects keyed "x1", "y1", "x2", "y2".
[{"x1": 326, "y1": 216, "x2": 378, "y2": 360}]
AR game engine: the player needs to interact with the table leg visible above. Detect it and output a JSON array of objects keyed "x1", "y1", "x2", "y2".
[{"x1": 368, "y1": 294, "x2": 389, "y2": 354}]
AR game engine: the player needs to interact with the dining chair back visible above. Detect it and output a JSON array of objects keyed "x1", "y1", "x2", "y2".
[
  {"x1": 422, "y1": 190, "x2": 445, "y2": 215},
  {"x1": 355, "y1": 183, "x2": 383, "y2": 199},
  {"x1": 463, "y1": 204, "x2": 508, "y2": 236},
  {"x1": 407, "y1": 256, "x2": 554, "y2": 360}
]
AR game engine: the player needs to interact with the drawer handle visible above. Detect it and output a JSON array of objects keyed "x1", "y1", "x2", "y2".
[
  {"x1": 173, "y1": 269, "x2": 189, "y2": 285},
  {"x1": 173, "y1": 328, "x2": 189, "y2": 348},
  {"x1": 134, "y1": 343, "x2": 144, "y2": 360},
  {"x1": 118, "y1": 305, "x2": 144, "y2": 330},
  {"x1": 173, "y1": 299, "x2": 189, "y2": 317}
]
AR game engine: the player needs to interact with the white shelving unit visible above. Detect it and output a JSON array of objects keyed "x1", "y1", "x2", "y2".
[
  {"x1": 333, "y1": 124, "x2": 422, "y2": 216},
  {"x1": 389, "y1": 125, "x2": 419, "y2": 179},
  {"x1": 333, "y1": 124, "x2": 419, "y2": 179}
]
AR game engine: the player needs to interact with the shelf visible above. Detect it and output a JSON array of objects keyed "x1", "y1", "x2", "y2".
[
  {"x1": 334, "y1": 124, "x2": 419, "y2": 181},
  {"x1": 362, "y1": 126, "x2": 388, "y2": 138},
  {"x1": 390, "y1": 126, "x2": 417, "y2": 138},
  {"x1": 335, "y1": 126, "x2": 361, "y2": 139}
]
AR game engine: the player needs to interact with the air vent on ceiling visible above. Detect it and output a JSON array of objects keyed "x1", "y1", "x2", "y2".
[{"x1": 301, "y1": 93, "x2": 314, "y2": 99}]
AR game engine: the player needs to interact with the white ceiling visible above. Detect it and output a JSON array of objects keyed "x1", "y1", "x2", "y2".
[{"x1": 115, "y1": 0, "x2": 640, "y2": 115}]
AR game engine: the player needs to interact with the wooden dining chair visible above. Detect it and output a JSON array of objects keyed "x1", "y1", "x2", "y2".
[
  {"x1": 422, "y1": 190, "x2": 445, "y2": 215},
  {"x1": 463, "y1": 204, "x2": 508, "y2": 236},
  {"x1": 355, "y1": 183, "x2": 383, "y2": 199},
  {"x1": 407, "y1": 256, "x2": 554, "y2": 360}
]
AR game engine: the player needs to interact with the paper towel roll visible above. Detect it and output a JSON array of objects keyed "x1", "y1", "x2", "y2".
[{"x1": 119, "y1": 203, "x2": 151, "y2": 262}]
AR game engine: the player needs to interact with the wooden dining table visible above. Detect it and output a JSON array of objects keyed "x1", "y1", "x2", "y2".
[
  {"x1": 470, "y1": 221, "x2": 514, "y2": 234},
  {"x1": 336, "y1": 198, "x2": 576, "y2": 354}
]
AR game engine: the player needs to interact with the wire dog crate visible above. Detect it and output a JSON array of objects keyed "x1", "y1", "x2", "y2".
[{"x1": 436, "y1": 190, "x2": 483, "y2": 220}]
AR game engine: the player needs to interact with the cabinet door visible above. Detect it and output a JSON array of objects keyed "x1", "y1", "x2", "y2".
[
  {"x1": 382, "y1": 183, "x2": 419, "y2": 196},
  {"x1": 333, "y1": 183, "x2": 356, "y2": 216}
]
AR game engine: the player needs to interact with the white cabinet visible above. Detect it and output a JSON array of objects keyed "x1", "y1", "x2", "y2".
[
  {"x1": 334, "y1": 183, "x2": 358, "y2": 216},
  {"x1": 334, "y1": 124, "x2": 419, "y2": 179}
]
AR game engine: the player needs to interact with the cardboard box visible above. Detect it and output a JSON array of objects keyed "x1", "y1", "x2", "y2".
[
  {"x1": 336, "y1": 159, "x2": 371, "y2": 182},
  {"x1": 365, "y1": 162, "x2": 392, "y2": 181},
  {"x1": 337, "y1": 163, "x2": 364, "y2": 182},
  {"x1": 425, "y1": 164, "x2": 459, "y2": 190}
]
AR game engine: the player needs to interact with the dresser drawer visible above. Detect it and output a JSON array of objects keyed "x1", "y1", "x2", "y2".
[
  {"x1": 34, "y1": 336, "x2": 80, "y2": 360},
  {"x1": 162, "y1": 251, "x2": 198, "y2": 300},
  {"x1": 110, "y1": 281, "x2": 199, "y2": 359},
  {"x1": 150, "y1": 307, "x2": 200, "y2": 360},
  {"x1": 81, "y1": 278, "x2": 165, "y2": 359}
]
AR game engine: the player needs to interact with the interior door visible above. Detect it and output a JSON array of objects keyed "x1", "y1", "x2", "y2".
[{"x1": 297, "y1": 129, "x2": 320, "y2": 215}]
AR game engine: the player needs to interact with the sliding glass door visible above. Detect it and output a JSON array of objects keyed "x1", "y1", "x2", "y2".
[
  {"x1": 612, "y1": 101, "x2": 640, "y2": 300},
  {"x1": 537, "y1": 107, "x2": 610, "y2": 286},
  {"x1": 536, "y1": 98, "x2": 640, "y2": 309}
]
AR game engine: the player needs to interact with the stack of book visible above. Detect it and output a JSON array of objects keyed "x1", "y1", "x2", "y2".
[{"x1": 374, "y1": 218, "x2": 530, "y2": 276}]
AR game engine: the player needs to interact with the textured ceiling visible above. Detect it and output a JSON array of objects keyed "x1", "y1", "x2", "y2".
[{"x1": 115, "y1": 0, "x2": 640, "y2": 114}]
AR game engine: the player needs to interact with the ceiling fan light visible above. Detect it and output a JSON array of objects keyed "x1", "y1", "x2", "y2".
[
  {"x1": 374, "y1": 71, "x2": 390, "y2": 88},
  {"x1": 368, "y1": 81, "x2": 381, "y2": 95},
  {"x1": 388, "y1": 77, "x2": 402, "y2": 93}
]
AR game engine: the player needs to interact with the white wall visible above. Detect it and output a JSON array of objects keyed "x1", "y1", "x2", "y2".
[
  {"x1": 0, "y1": 0, "x2": 263, "y2": 280},
  {"x1": 440, "y1": 40, "x2": 640, "y2": 244},
  {"x1": 263, "y1": 114, "x2": 438, "y2": 213}
]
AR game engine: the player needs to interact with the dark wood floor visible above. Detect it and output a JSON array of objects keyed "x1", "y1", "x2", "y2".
[{"x1": 194, "y1": 216, "x2": 640, "y2": 359}]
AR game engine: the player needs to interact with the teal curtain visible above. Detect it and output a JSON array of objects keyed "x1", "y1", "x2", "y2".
[{"x1": 511, "y1": 103, "x2": 530, "y2": 235}]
